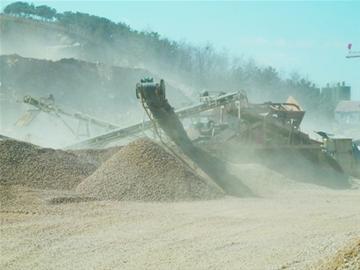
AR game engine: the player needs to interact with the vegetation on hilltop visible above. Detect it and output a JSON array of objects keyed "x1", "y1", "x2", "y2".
[{"x1": 3, "y1": 1, "x2": 56, "y2": 20}]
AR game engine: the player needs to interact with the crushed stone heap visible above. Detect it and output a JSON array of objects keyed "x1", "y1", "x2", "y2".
[
  {"x1": 76, "y1": 138, "x2": 224, "y2": 201},
  {"x1": 0, "y1": 139, "x2": 97, "y2": 190}
]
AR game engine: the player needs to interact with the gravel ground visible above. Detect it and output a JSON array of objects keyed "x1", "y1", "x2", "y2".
[
  {"x1": 313, "y1": 239, "x2": 360, "y2": 270},
  {"x1": 1, "y1": 182, "x2": 359, "y2": 270},
  {"x1": 76, "y1": 138, "x2": 224, "y2": 201},
  {"x1": 1, "y1": 139, "x2": 359, "y2": 269}
]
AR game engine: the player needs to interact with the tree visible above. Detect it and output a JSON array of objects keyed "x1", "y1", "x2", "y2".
[
  {"x1": 3, "y1": 2, "x2": 35, "y2": 17},
  {"x1": 35, "y1": 5, "x2": 57, "y2": 20}
]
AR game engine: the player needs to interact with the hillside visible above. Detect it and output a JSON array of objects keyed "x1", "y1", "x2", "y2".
[
  {"x1": 0, "y1": 13, "x2": 196, "y2": 88},
  {"x1": 0, "y1": 54, "x2": 190, "y2": 147},
  {"x1": 0, "y1": 11, "x2": 322, "y2": 108}
]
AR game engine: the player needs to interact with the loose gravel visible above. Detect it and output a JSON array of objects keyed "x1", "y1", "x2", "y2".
[
  {"x1": 0, "y1": 139, "x2": 97, "y2": 190},
  {"x1": 315, "y1": 239, "x2": 360, "y2": 270},
  {"x1": 76, "y1": 138, "x2": 224, "y2": 201}
]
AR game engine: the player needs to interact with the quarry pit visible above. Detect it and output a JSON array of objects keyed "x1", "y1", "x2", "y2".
[{"x1": 1, "y1": 138, "x2": 359, "y2": 270}]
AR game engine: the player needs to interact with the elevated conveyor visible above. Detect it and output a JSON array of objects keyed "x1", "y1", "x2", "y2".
[
  {"x1": 23, "y1": 95, "x2": 119, "y2": 130},
  {"x1": 67, "y1": 91, "x2": 241, "y2": 149}
]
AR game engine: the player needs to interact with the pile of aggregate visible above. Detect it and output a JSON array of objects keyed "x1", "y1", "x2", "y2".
[
  {"x1": 46, "y1": 195, "x2": 98, "y2": 205},
  {"x1": 0, "y1": 139, "x2": 97, "y2": 190},
  {"x1": 76, "y1": 138, "x2": 224, "y2": 201}
]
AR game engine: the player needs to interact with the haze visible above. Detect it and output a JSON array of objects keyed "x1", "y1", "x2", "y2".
[{"x1": 7, "y1": 0, "x2": 359, "y2": 99}]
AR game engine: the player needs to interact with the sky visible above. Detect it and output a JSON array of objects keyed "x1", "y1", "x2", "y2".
[{"x1": 2, "y1": 0, "x2": 360, "y2": 99}]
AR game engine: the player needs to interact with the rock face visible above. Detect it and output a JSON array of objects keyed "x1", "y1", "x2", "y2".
[
  {"x1": 76, "y1": 138, "x2": 224, "y2": 201},
  {"x1": 0, "y1": 139, "x2": 97, "y2": 190}
]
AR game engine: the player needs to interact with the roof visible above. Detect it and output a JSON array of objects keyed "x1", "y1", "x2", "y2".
[
  {"x1": 285, "y1": 96, "x2": 302, "y2": 111},
  {"x1": 335, "y1": 101, "x2": 360, "y2": 113}
]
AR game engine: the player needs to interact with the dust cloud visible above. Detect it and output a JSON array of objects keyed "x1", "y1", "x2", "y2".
[{"x1": 1, "y1": 7, "x2": 359, "y2": 270}]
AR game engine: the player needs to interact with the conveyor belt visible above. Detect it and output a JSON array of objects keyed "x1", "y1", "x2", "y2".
[
  {"x1": 66, "y1": 91, "x2": 240, "y2": 149},
  {"x1": 23, "y1": 95, "x2": 119, "y2": 130}
]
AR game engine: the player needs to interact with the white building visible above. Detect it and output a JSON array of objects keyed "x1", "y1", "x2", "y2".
[{"x1": 335, "y1": 100, "x2": 360, "y2": 124}]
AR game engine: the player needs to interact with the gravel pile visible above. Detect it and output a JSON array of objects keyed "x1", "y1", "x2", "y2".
[
  {"x1": 76, "y1": 138, "x2": 224, "y2": 201},
  {"x1": 0, "y1": 139, "x2": 97, "y2": 190},
  {"x1": 227, "y1": 163, "x2": 329, "y2": 198},
  {"x1": 46, "y1": 195, "x2": 98, "y2": 205}
]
